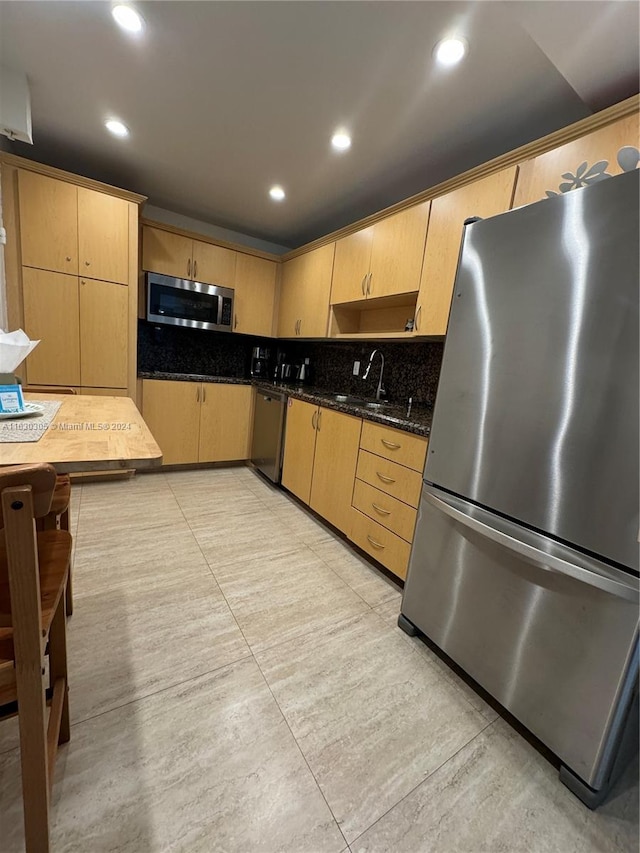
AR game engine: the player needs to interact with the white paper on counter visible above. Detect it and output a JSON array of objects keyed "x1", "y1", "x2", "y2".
[{"x1": 0, "y1": 329, "x2": 40, "y2": 373}]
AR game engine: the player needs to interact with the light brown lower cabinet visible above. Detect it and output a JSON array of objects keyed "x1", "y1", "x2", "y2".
[
  {"x1": 281, "y1": 398, "x2": 318, "y2": 504},
  {"x1": 281, "y1": 400, "x2": 362, "y2": 535},
  {"x1": 309, "y1": 408, "x2": 362, "y2": 535},
  {"x1": 350, "y1": 509, "x2": 412, "y2": 580},
  {"x1": 142, "y1": 379, "x2": 253, "y2": 466},
  {"x1": 199, "y1": 384, "x2": 254, "y2": 463}
]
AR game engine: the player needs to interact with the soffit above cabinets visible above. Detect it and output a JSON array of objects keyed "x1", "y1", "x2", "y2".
[{"x1": 1, "y1": 1, "x2": 638, "y2": 247}]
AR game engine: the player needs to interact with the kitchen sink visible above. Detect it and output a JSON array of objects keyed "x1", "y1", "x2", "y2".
[{"x1": 329, "y1": 394, "x2": 392, "y2": 410}]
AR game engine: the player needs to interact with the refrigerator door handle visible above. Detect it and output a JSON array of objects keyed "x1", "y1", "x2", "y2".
[{"x1": 425, "y1": 491, "x2": 640, "y2": 603}]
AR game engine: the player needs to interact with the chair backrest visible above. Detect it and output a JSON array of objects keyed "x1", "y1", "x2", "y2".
[
  {"x1": 0, "y1": 464, "x2": 57, "y2": 630},
  {"x1": 0, "y1": 464, "x2": 57, "y2": 528},
  {"x1": 23, "y1": 386, "x2": 76, "y2": 395}
]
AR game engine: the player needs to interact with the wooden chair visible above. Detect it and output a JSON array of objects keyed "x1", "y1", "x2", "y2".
[
  {"x1": 24, "y1": 387, "x2": 76, "y2": 616},
  {"x1": 0, "y1": 463, "x2": 71, "y2": 853}
]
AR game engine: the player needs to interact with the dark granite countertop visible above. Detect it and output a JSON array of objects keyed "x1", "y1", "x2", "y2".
[
  {"x1": 254, "y1": 382, "x2": 432, "y2": 437},
  {"x1": 139, "y1": 372, "x2": 432, "y2": 437},
  {"x1": 139, "y1": 371, "x2": 252, "y2": 385}
]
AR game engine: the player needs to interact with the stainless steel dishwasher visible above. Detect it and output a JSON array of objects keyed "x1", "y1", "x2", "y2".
[{"x1": 250, "y1": 389, "x2": 287, "y2": 483}]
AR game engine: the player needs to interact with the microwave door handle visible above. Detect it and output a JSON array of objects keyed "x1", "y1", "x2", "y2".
[
  {"x1": 424, "y1": 491, "x2": 640, "y2": 603},
  {"x1": 216, "y1": 294, "x2": 224, "y2": 327}
]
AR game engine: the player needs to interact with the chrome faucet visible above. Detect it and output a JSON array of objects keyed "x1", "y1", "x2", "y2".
[{"x1": 362, "y1": 349, "x2": 386, "y2": 400}]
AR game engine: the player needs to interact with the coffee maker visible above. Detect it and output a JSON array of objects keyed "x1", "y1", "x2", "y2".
[{"x1": 250, "y1": 347, "x2": 272, "y2": 379}]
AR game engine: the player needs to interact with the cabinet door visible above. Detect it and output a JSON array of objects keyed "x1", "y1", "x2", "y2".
[
  {"x1": 192, "y1": 240, "x2": 236, "y2": 288},
  {"x1": 281, "y1": 398, "x2": 318, "y2": 504},
  {"x1": 513, "y1": 114, "x2": 639, "y2": 208},
  {"x1": 277, "y1": 254, "x2": 305, "y2": 337},
  {"x1": 198, "y1": 384, "x2": 254, "y2": 462},
  {"x1": 142, "y1": 225, "x2": 193, "y2": 279},
  {"x1": 330, "y1": 227, "x2": 374, "y2": 305},
  {"x1": 310, "y1": 407, "x2": 362, "y2": 536},
  {"x1": 234, "y1": 254, "x2": 277, "y2": 336},
  {"x1": 368, "y1": 202, "x2": 430, "y2": 299},
  {"x1": 142, "y1": 379, "x2": 200, "y2": 465},
  {"x1": 18, "y1": 171, "x2": 78, "y2": 275},
  {"x1": 77, "y1": 188, "x2": 129, "y2": 285},
  {"x1": 22, "y1": 268, "x2": 80, "y2": 386},
  {"x1": 79, "y1": 279, "x2": 128, "y2": 388},
  {"x1": 416, "y1": 168, "x2": 517, "y2": 337},
  {"x1": 298, "y1": 243, "x2": 335, "y2": 338}
]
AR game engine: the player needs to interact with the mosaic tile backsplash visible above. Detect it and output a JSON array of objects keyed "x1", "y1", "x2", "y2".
[{"x1": 138, "y1": 320, "x2": 443, "y2": 405}]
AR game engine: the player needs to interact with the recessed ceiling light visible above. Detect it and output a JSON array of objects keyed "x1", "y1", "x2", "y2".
[
  {"x1": 434, "y1": 37, "x2": 467, "y2": 66},
  {"x1": 112, "y1": 4, "x2": 144, "y2": 34},
  {"x1": 105, "y1": 119, "x2": 129, "y2": 138},
  {"x1": 331, "y1": 131, "x2": 351, "y2": 152},
  {"x1": 269, "y1": 185, "x2": 285, "y2": 201}
]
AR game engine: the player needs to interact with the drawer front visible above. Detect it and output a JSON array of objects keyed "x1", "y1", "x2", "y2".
[
  {"x1": 360, "y1": 421, "x2": 428, "y2": 472},
  {"x1": 356, "y1": 450, "x2": 423, "y2": 508},
  {"x1": 351, "y1": 509, "x2": 411, "y2": 579},
  {"x1": 352, "y1": 478, "x2": 417, "y2": 542}
]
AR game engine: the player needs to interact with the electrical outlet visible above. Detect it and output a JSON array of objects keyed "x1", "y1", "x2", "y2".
[{"x1": 353, "y1": 360, "x2": 360, "y2": 376}]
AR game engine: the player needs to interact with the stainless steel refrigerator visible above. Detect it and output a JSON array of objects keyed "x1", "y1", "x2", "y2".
[{"x1": 400, "y1": 169, "x2": 639, "y2": 808}]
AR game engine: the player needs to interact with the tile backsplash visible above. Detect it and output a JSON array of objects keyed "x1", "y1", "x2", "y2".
[{"x1": 138, "y1": 321, "x2": 443, "y2": 404}]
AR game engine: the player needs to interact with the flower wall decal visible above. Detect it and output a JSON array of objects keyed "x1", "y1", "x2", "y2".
[{"x1": 545, "y1": 146, "x2": 639, "y2": 198}]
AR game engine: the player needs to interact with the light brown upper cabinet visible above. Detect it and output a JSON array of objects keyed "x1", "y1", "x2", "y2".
[
  {"x1": 277, "y1": 243, "x2": 335, "y2": 338},
  {"x1": 77, "y1": 188, "x2": 129, "y2": 285},
  {"x1": 21, "y1": 268, "x2": 81, "y2": 386},
  {"x1": 142, "y1": 225, "x2": 236, "y2": 288},
  {"x1": 18, "y1": 171, "x2": 79, "y2": 276},
  {"x1": 142, "y1": 226, "x2": 193, "y2": 280},
  {"x1": 415, "y1": 167, "x2": 518, "y2": 337},
  {"x1": 18, "y1": 173, "x2": 129, "y2": 285},
  {"x1": 513, "y1": 113, "x2": 639, "y2": 208},
  {"x1": 79, "y1": 279, "x2": 128, "y2": 388},
  {"x1": 330, "y1": 202, "x2": 430, "y2": 305},
  {"x1": 234, "y1": 254, "x2": 277, "y2": 336}
]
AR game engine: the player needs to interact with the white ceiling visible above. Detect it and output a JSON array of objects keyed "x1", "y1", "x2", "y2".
[{"x1": 1, "y1": 1, "x2": 638, "y2": 248}]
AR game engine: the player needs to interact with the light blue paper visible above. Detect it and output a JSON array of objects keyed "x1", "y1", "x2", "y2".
[{"x1": 0, "y1": 384, "x2": 25, "y2": 414}]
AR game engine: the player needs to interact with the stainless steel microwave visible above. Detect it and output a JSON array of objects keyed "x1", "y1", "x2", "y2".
[{"x1": 146, "y1": 272, "x2": 234, "y2": 332}]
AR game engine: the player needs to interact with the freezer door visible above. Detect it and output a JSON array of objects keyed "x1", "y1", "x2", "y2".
[
  {"x1": 402, "y1": 485, "x2": 639, "y2": 788},
  {"x1": 426, "y1": 170, "x2": 639, "y2": 570}
]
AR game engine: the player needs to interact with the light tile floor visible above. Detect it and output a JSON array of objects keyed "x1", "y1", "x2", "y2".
[{"x1": 0, "y1": 466, "x2": 637, "y2": 852}]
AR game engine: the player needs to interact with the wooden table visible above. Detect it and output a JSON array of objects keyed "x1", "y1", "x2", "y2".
[{"x1": 0, "y1": 394, "x2": 162, "y2": 473}]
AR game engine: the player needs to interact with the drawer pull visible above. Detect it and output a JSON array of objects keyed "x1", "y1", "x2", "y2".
[
  {"x1": 376, "y1": 471, "x2": 396, "y2": 484},
  {"x1": 372, "y1": 502, "x2": 391, "y2": 516},
  {"x1": 381, "y1": 439, "x2": 401, "y2": 450},
  {"x1": 367, "y1": 535, "x2": 385, "y2": 550}
]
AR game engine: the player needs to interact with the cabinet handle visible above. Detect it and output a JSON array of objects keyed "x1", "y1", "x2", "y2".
[
  {"x1": 367, "y1": 535, "x2": 385, "y2": 550},
  {"x1": 187, "y1": 258, "x2": 192, "y2": 278},
  {"x1": 381, "y1": 439, "x2": 401, "y2": 450},
  {"x1": 376, "y1": 471, "x2": 395, "y2": 484},
  {"x1": 85, "y1": 260, "x2": 90, "y2": 266},
  {"x1": 415, "y1": 304, "x2": 422, "y2": 332},
  {"x1": 234, "y1": 314, "x2": 238, "y2": 329},
  {"x1": 361, "y1": 274, "x2": 367, "y2": 296},
  {"x1": 367, "y1": 272, "x2": 372, "y2": 295},
  {"x1": 202, "y1": 386, "x2": 206, "y2": 403},
  {"x1": 317, "y1": 410, "x2": 322, "y2": 431},
  {"x1": 298, "y1": 319, "x2": 302, "y2": 336},
  {"x1": 194, "y1": 260, "x2": 198, "y2": 279},
  {"x1": 196, "y1": 386, "x2": 200, "y2": 403},
  {"x1": 312, "y1": 411, "x2": 318, "y2": 430},
  {"x1": 295, "y1": 319, "x2": 298, "y2": 335},
  {"x1": 372, "y1": 502, "x2": 391, "y2": 516},
  {"x1": 66, "y1": 256, "x2": 72, "y2": 262}
]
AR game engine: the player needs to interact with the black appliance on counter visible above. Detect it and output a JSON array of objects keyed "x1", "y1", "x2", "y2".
[{"x1": 250, "y1": 347, "x2": 272, "y2": 379}]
